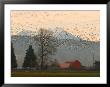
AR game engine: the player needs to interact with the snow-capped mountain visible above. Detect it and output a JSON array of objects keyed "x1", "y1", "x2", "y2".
[{"x1": 14, "y1": 27, "x2": 80, "y2": 41}]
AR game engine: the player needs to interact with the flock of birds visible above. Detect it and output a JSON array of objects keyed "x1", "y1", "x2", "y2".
[
  {"x1": 11, "y1": 23, "x2": 99, "y2": 40},
  {"x1": 11, "y1": 11, "x2": 99, "y2": 52}
]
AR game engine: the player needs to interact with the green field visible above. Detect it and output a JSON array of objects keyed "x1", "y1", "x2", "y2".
[{"x1": 11, "y1": 70, "x2": 100, "y2": 77}]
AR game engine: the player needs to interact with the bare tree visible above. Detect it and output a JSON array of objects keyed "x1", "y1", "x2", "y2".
[{"x1": 34, "y1": 29, "x2": 57, "y2": 70}]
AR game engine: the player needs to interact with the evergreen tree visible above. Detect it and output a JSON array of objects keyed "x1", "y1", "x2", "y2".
[
  {"x1": 22, "y1": 45, "x2": 38, "y2": 69},
  {"x1": 11, "y1": 43, "x2": 17, "y2": 69}
]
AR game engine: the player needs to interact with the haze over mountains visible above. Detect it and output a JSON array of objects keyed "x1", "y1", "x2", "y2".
[{"x1": 12, "y1": 29, "x2": 100, "y2": 68}]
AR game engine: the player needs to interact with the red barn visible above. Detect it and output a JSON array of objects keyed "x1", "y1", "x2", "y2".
[
  {"x1": 69, "y1": 60, "x2": 81, "y2": 69},
  {"x1": 59, "y1": 60, "x2": 81, "y2": 70}
]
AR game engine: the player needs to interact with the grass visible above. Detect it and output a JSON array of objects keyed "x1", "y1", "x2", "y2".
[{"x1": 11, "y1": 70, "x2": 100, "y2": 77}]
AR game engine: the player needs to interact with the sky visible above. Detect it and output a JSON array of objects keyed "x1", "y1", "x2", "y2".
[{"x1": 11, "y1": 11, "x2": 100, "y2": 41}]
